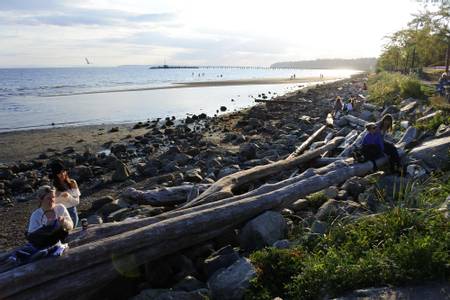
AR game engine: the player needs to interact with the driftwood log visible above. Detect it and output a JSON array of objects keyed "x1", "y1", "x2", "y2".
[
  {"x1": 67, "y1": 158, "x2": 353, "y2": 247},
  {"x1": 288, "y1": 125, "x2": 327, "y2": 159},
  {"x1": 0, "y1": 155, "x2": 390, "y2": 300},
  {"x1": 344, "y1": 114, "x2": 368, "y2": 127},
  {"x1": 121, "y1": 184, "x2": 211, "y2": 207},
  {"x1": 184, "y1": 135, "x2": 343, "y2": 208}
]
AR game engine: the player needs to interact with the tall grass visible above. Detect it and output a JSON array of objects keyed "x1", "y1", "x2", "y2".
[{"x1": 368, "y1": 72, "x2": 426, "y2": 106}]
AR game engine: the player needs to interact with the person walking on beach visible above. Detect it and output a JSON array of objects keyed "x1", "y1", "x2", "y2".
[{"x1": 51, "y1": 161, "x2": 81, "y2": 227}]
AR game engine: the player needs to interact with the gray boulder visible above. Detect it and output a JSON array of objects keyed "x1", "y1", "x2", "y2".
[
  {"x1": 239, "y1": 143, "x2": 259, "y2": 161},
  {"x1": 71, "y1": 165, "x2": 94, "y2": 183},
  {"x1": 238, "y1": 211, "x2": 287, "y2": 251},
  {"x1": 217, "y1": 165, "x2": 241, "y2": 179},
  {"x1": 207, "y1": 258, "x2": 256, "y2": 300},
  {"x1": 133, "y1": 288, "x2": 210, "y2": 300},
  {"x1": 112, "y1": 161, "x2": 131, "y2": 182},
  {"x1": 408, "y1": 136, "x2": 450, "y2": 170},
  {"x1": 203, "y1": 245, "x2": 239, "y2": 278},
  {"x1": 173, "y1": 276, "x2": 207, "y2": 292}
]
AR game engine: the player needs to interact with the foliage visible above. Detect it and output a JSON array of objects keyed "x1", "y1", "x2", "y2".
[
  {"x1": 416, "y1": 111, "x2": 450, "y2": 131},
  {"x1": 305, "y1": 191, "x2": 328, "y2": 209},
  {"x1": 376, "y1": 4, "x2": 449, "y2": 72},
  {"x1": 367, "y1": 72, "x2": 426, "y2": 105},
  {"x1": 246, "y1": 175, "x2": 450, "y2": 300},
  {"x1": 430, "y1": 95, "x2": 450, "y2": 112},
  {"x1": 246, "y1": 209, "x2": 450, "y2": 300}
]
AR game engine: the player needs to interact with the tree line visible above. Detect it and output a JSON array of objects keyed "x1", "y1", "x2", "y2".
[{"x1": 377, "y1": 1, "x2": 450, "y2": 73}]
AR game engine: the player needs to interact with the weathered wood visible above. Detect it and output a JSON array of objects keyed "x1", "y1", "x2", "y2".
[
  {"x1": 9, "y1": 227, "x2": 229, "y2": 300},
  {"x1": 121, "y1": 184, "x2": 210, "y2": 207},
  {"x1": 67, "y1": 159, "x2": 350, "y2": 248},
  {"x1": 338, "y1": 129, "x2": 367, "y2": 157},
  {"x1": 396, "y1": 126, "x2": 417, "y2": 148},
  {"x1": 184, "y1": 136, "x2": 343, "y2": 207},
  {"x1": 0, "y1": 155, "x2": 388, "y2": 299},
  {"x1": 344, "y1": 114, "x2": 368, "y2": 127},
  {"x1": 288, "y1": 125, "x2": 327, "y2": 159},
  {"x1": 362, "y1": 102, "x2": 380, "y2": 111},
  {"x1": 337, "y1": 129, "x2": 359, "y2": 150}
]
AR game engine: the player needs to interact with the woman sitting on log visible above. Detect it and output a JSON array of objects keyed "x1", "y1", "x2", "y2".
[
  {"x1": 376, "y1": 114, "x2": 401, "y2": 172},
  {"x1": 51, "y1": 161, "x2": 81, "y2": 227},
  {"x1": 8, "y1": 185, "x2": 73, "y2": 264},
  {"x1": 360, "y1": 122, "x2": 384, "y2": 170}
]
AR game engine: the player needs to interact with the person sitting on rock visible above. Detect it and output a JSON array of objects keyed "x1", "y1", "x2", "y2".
[
  {"x1": 360, "y1": 123, "x2": 384, "y2": 170},
  {"x1": 51, "y1": 161, "x2": 81, "y2": 227},
  {"x1": 8, "y1": 185, "x2": 73, "y2": 265},
  {"x1": 376, "y1": 114, "x2": 401, "y2": 172}
]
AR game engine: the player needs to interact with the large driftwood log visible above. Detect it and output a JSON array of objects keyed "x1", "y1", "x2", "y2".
[
  {"x1": 121, "y1": 184, "x2": 211, "y2": 207},
  {"x1": 288, "y1": 125, "x2": 327, "y2": 159},
  {"x1": 67, "y1": 158, "x2": 350, "y2": 247},
  {"x1": 0, "y1": 156, "x2": 388, "y2": 299},
  {"x1": 338, "y1": 129, "x2": 367, "y2": 157},
  {"x1": 344, "y1": 114, "x2": 368, "y2": 127},
  {"x1": 8, "y1": 227, "x2": 229, "y2": 300},
  {"x1": 183, "y1": 136, "x2": 343, "y2": 208}
]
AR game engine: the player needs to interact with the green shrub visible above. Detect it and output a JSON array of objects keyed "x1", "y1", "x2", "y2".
[
  {"x1": 368, "y1": 72, "x2": 426, "y2": 106},
  {"x1": 246, "y1": 208, "x2": 450, "y2": 300},
  {"x1": 416, "y1": 112, "x2": 450, "y2": 131}
]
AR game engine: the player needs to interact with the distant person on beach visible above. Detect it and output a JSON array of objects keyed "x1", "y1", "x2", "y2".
[
  {"x1": 51, "y1": 161, "x2": 81, "y2": 227},
  {"x1": 8, "y1": 186, "x2": 73, "y2": 264}
]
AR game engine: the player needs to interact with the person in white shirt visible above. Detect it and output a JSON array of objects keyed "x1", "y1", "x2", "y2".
[
  {"x1": 51, "y1": 162, "x2": 81, "y2": 227},
  {"x1": 28, "y1": 185, "x2": 73, "y2": 234}
]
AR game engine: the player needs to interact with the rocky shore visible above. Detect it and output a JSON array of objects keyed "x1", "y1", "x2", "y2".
[{"x1": 1, "y1": 73, "x2": 449, "y2": 299}]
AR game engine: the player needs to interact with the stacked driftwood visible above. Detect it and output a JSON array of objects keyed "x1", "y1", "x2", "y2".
[{"x1": 0, "y1": 111, "x2": 420, "y2": 300}]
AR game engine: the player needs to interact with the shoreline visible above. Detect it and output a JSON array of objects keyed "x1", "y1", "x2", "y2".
[
  {"x1": 0, "y1": 78, "x2": 350, "y2": 163},
  {"x1": 42, "y1": 76, "x2": 340, "y2": 97}
]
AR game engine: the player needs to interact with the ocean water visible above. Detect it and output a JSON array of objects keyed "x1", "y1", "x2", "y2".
[{"x1": 0, "y1": 66, "x2": 359, "y2": 132}]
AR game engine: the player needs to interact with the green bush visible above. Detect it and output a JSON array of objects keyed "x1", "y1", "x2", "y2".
[
  {"x1": 246, "y1": 208, "x2": 450, "y2": 300},
  {"x1": 368, "y1": 72, "x2": 426, "y2": 106},
  {"x1": 416, "y1": 112, "x2": 450, "y2": 131}
]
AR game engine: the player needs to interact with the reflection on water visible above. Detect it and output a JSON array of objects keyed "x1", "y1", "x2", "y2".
[{"x1": 1, "y1": 83, "x2": 315, "y2": 132}]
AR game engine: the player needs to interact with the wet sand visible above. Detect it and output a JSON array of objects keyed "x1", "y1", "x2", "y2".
[{"x1": 46, "y1": 76, "x2": 337, "y2": 96}]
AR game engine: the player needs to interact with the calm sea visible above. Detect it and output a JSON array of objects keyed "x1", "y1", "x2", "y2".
[{"x1": 0, "y1": 66, "x2": 359, "y2": 132}]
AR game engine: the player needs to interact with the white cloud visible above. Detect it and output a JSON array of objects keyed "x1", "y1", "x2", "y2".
[{"x1": 0, "y1": 0, "x2": 424, "y2": 67}]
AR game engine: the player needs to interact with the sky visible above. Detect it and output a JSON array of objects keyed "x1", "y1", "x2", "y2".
[{"x1": 0, "y1": 0, "x2": 425, "y2": 67}]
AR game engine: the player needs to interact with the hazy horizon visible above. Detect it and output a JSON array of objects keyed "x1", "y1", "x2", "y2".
[{"x1": 0, "y1": 0, "x2": 423, "y2": 68}]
